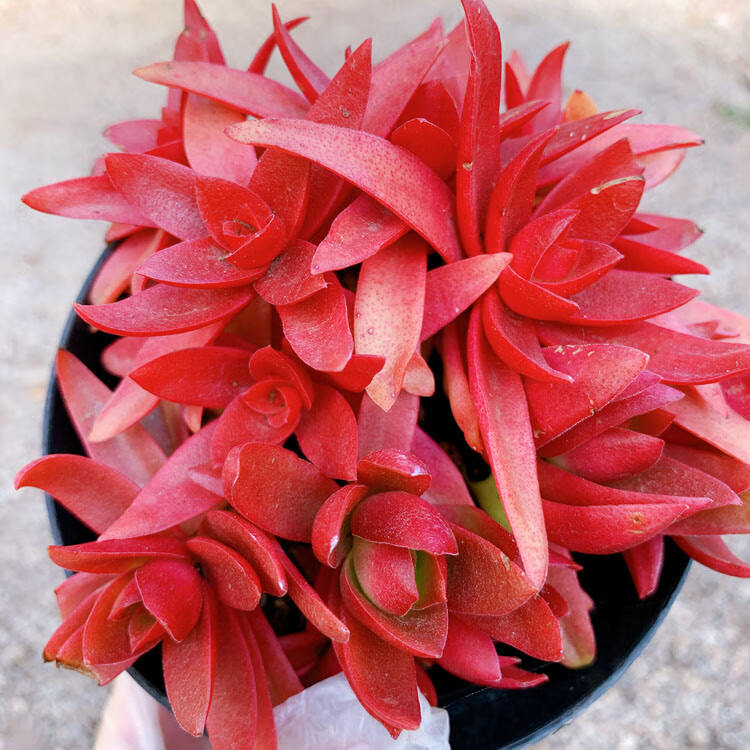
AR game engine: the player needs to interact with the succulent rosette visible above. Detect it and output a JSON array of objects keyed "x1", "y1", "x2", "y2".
[{"x1": 16, "y1": 0, "x2": 750, "y2": 747}]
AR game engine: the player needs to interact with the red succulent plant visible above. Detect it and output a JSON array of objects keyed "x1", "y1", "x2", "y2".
[{"x1": 16, "y1": 0, "x2": 750, "y2": 747}]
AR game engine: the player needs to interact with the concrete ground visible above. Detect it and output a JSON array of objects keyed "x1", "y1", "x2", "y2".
[{"x1": 2, "y1": 0, "x2": 749, "y2": 747}]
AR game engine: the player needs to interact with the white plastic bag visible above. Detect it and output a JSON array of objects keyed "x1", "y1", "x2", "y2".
[{"x1": 274, "y1": 673, "x2": 451, "y2": 750}]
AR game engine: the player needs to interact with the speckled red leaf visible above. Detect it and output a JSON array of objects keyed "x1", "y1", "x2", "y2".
[
  {"x1": 135, "y1": 60, "x2": 309, "y2": 119},
  {"x1": 355, "y1": 234, "x2": 426, "y2": 410},
  {"x1": 467, "y1": 308, "x2": 547, "y2": 587},
  {"x1": 410, "y1": 429, "x2": 473, "y2": 507},
  {"x1": 319, "y1": 353, "x2": 385, "y2": 393},
  {"x1": 612, "y1": 234, "x2": 708, "y2": 276},
  {"x1": 357, "y1": 449, "x2": 431, "y2": 496},
  {"x1": 135, "y1": 558, "x2": 203, "y2": 641},
  {"x1": 101, "y1": 423, "x2": 223, "y2": 540},
  {"x1": 277, "y1": 273, "x2": 353, "y2": 373},
  {"x1": 537, "y1": 321, "x2": 750, "y2": 386},
  {"x1": 223, "y1": 443, "x2": 337, "y2": 542},
  {"x1": 183, "y1": 95, "x2": 256, "y2": 185},
  {"x1": 104, "y1": 118, "x2": 162, "y2": 152},
  {"x1": 358, "y1": 392, "x2": 419, "y2": 458},
  {"x1": 76, "y1": 283, "x2": 254, "y2": 337},
  {"x1": 16, "y1": 455, "x2": 138, "y2": 534},
  {"x1": 482, "y1": 288, "x2": 572, "y2": 383},
  {"x1": 524, "y1": 43, "x2": 568, "y2": 131},
  {"x1": 446, "y1": 523, "x2": 537, "y2": 616},
  {"x1": 312, "y1": 195, "x2": 409, "y2": 274},
  {"x1": 546, "y1": 565, "x2": 596, "y2": 667},
  {"x1": 205, "y1": 605, "x2": 259, "y2": 750},
  {"x1": 623, "y1": 536, "x2": 665, "y2": 599},
  {"x1": 341, "y1": 559, "x2": 448, "y2": 659},
  {"x1": 456, "y1": 0, "x2": 502, "y2": 256},
  {"x1": 421, "y1": 253, "x2": 511, "y2": 341},
  {"x1": 163, "y1": 585, "x2": 215, "y2": 736},
  {"x1": 398, "y1": 79, "x2": 460, "y2": 142},
  {"x1": 90, "y1": 229, "x2": 169, "y2": 305},
  {"x1": 555, "y1": 428, "x2": 664, "y2": 483},
  {"x1": 312, "y1": 483, "x2": 370, "y2": 568},
  {"x1": 226, "y1": 119, "x2": 462, "y2": 263},
  {"x1": 498, "y1": 265, "x2": 579, "y2": 321},
  {"x1": 485, "y1": 132, "x2": 554, "y2": 253},
  {"x1": 438, "y1": 614, "x2": 503, "y2": 684},
  {"x1": 49, "y1": 537, "x2": 190, "y2": 575},
  {"x1": 673, "y1": 535, "x2": 750, "y2": 578},
  {"x1": 248, "y1": 16, "x2": 307, "y2": 74},
  {"x1": 254, "y1": 239, "x2": 326, "y2": 305},
  {"x1": 436, "y1": 503, "x2": 519, "y2": 561},
  {"x1": 391, "y1": 119, "x2": 457, "y2": 179},
  {"x1": 55, "y1": 350, "x2": 166, "y2": 486},
  {"x1": 466, "y1": 593, "x2": 563, "y2": 662},
  {"x1": 54, "y1": 573, "x2": 112, "y2": 620},
  {"x1": 351, "y1": 491, "x2": 458, "y2": 554},
  {"x1": 543, "y1": 500, "x2": 693, "y2": 554},
  {"x1": 130, "y1": 346, "x2": 252, "y2": 408},
  {"x1": 525, "y1": 343, "x2": 648, "y2": 441},
  {"x1": 352, "y1": 538, "x2": 419, "y2": 616},
  {"x1": 271, "y1": 4, "x2": 329, "y2": 103},
  {"x1": 664, "y1": 445, "x2": 750, "y2": 494},
  {"x1": 250, "y1": 345, "x2": 315, "y2": 407},
  {"x1": 333, "y1": 592, "x2": 421, "y2": 733},
  {"x1": 101, "y1": 337, "x2": 145, "y2": 378},
  {"x1": 104, "y1": 154, "x2": 204, "y2": 241},
  {"x1": 137, "y1": 237, "x2": 264, "y2": 289},
  {"x1": 22, "y1": 175, "x2": 155, "y2": 226},
  {"x1": 186, "y1": 536, "x2": 261, "y2": 610}
]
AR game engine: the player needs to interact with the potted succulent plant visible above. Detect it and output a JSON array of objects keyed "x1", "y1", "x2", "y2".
[{"x1": 16, "y1": 0, "x2": 750, "y2": 748}]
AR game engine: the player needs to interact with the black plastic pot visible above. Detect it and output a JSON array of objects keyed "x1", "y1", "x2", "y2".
[{"x1": 44, "y1": 248, "x2": 691, "y2": 750}]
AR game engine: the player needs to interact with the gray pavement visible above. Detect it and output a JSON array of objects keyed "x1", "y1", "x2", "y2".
[{"x1": 2, "y1": 1, "x2": 749, "y2": 747}]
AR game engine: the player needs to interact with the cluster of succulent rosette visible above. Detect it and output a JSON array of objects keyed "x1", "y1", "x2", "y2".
[{"x1": 16, "y1": 0, "x2": 750, "y2": 746}]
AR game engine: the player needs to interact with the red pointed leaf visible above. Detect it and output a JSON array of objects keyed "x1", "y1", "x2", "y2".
[
  {"x1": 623, "y1": 536, "x2": 665, "y2": 599},
  {"x1": 438, "y1": 614, "x2": 502, "y2": 684},
  {"x1": 312, "y1": 483, "x2": 370, "y2": 568},
  {"x1": 546, "y1": 565, "x2": 596, "y2": 667},
  {"x1": 358, "y1": 391, "x2": 419, "y2": 458},
  {"x1": 254, "y1": 239, "x2": 326, "y2": 305},
  {"x1": 357, "y1": 450, "x2": 431, "y2": 496},
  {"x1": 410, "y1": 428, "x2": 474, "y2": 506},
  {"x1": 673, "y1": 535, "x2": 750, "y2": 578}
]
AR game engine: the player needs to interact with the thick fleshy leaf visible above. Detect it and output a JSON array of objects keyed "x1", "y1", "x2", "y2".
[
  {"x1": 498, "y1": 265, "x2": 579, "y2": 320},
  {"x1": 524, "y1": 43, "x2": 568, "y2": 131},
  {"x1": 546, "y1": 565, "x2": 596, "y2": 667},
  {"x1": 186, "y1": 536, "x2": 261, "y2": 610},
  {"x1": 205, "y1": 605, "x2": 258, "y2": 750},
  {"x1": 485, "y1": 132, "x2": 554, "y2": 253},
  {"x1": 357, "y1": 450, "x2": 430, "y2": 496},
  {"x1": 320, "y1": 353, "x2": 385, "y2": 393},
  {"x1": 341, "y1": 559, "x2": 448, "y2": 659},
  {"x1": 421, "y1": 253, "x2": 512, "y2": 341},
  {"x1": 410, "y1": 428, "x2": 474, "y2": 506},
  {"x1": 554, "y1": 428, "x2": 664, "y2": 483},
  {"x1": 16, "y1": 455, "x2": 139, "y2": 534},
  {"x1": 76, "y1": 283, "x2": 255, "y2": 337},
  {"x1": 351, "y1": 491, "x2": 458, "y2": 554},
  {"x1": 223, "y1": 443, "x2": 338, "y2": 542},
  {"x1": 543, "y1": 500, "x2": 691, "y2": 554},
  {"x1": 55, "y1": 350, "x2": 166, "y2": 486},
  {"x1": 391, "y1": 118, "x2": 457, "y2": 179},
  {"x1": 22, "y1": 175, "x2": 155, "y2": 226},
  {"x1": 509, "y1": 209, "x2": 578, "y2": 278},
  {"x1": 130, "y1": 346, "x2": 252, "y2": 408},
  {"x1": 456, "y1": 0, "x2": 502, "y2": 256},
  {"x1": 135, "y1": 558, "x2": 203, "y2": 641},
  {"x1": 200, "y1": 511, "x2": 287, "y2": 596},
  {"x1": 438, "y1": 614, "x2": 502, "y2": 684},
  {"x1": 55, "y1": 572, "x2": 112, "y2": 620},
  {"x1": 254, "y1": 240, "x2": 326, "y2": 305},
  {"x1": 163, "y1": 586, "x2": 215, "y2": 736},
  {"x1": 50, "y1": 536, "x2": 189, "y2": 575},
  {"x1": 446, "y1": 523, "x2": 536, "y2": 616},
  {"x1": 104, "y1": 154, "x2": 204, "y2": 241},
  {"x1": 101, "y1": 423, "x2": 223, "y2": 540},
  {"x1": 352, "y1": 538, "x2": 419, "y2": 616},
  {"x1": 333, "y1": 592, "x2": 421, "y2": 732},
  {"x1": 537, "y1": 320, "x2": 750, "y2": 385},
  {"x1": 467, "y1": 308, "x2": 547, "y2": 587},
  {"x1": 183, "y1": 94, "x2": 256, "y2": 184},
  {"x1": 613, "y1": 234, "x2": 708, "y2": 276},
  {"x1": 277, "y1": 273, "x2": 353, "y2": 372},
  {"x1": 137, "y1": 237, "x2": 263, "y2": 289},
  {"x1": 250, "y1": 345, "x2": 314, "y2": 408},
  {"x1": 104, "y1": 118, "x2": 162, "y2": 152},
  {"x1": 226, "y1": 119, "x2": 462, "y2": 263},
  {"x1": 312, "y1": 195, "x2": 408, "y2": 274},
  {"x1": 248, "y1": 16, "x2": 308, "y2": 74},
  {"x1": 525, "y1": 343, "x2": 649, "y2": 442},
  {"x1": 135, "y1": 60, "x2": 308, "y2": 119},
  {"x1": 90, "y1": 229, "x2": 169, "y2": 305},
  {"x1": 623, "y1": 536, "x2": 665, "y2": 599},
  {"x1": 312, "y1": 484, "x2": 370, "y2": 568},
  {"x1": 355, "y1": 235, "x2": 427, "y2": 410},
  {"x1": 482, "y1": 288, "x2": 572, "y2": 383},
  {"x1": 358, "y1": 391, "x2": 419, "y2": 457},
  {"x1": 664, "y1": 444, "x2": 750, "y2": 494},
  {"x1": 296, "y1": 383, "x2": 358, "y2": 480},
  {"x1": 673, "y1": 535, "x2": 750, "y2": 578},
  {"x1": 538, "y1": 382, "x2": 682, "y2": 457}
]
